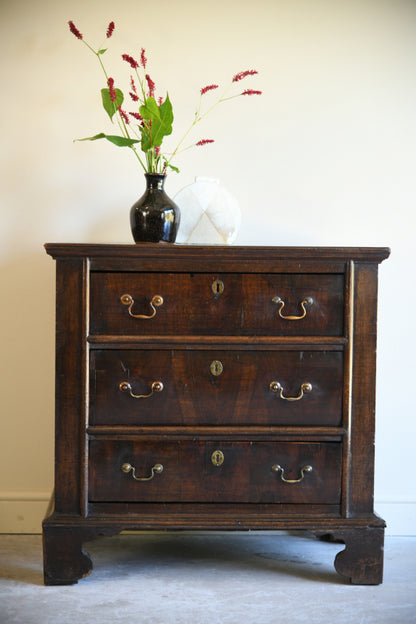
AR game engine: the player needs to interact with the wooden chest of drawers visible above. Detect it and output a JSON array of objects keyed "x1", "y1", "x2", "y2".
[{"x1": 42, "y1": 244, "x2": 389, "y2": 585}]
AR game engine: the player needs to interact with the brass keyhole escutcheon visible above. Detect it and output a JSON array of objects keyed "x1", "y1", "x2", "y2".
[
  {"x1": 212, "y1": 279, "x2": 225, "y2": 297},
  {"x1": 210, "y1": 360, "x2": 224, "y2": 376},
  {"x1": 211, "y1": 450, "x2": 224, "y2": 466}
]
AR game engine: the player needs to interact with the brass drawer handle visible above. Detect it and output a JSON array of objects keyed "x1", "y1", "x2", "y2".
[
  {"x1": 272, "y1": 296, "x2": 313, "y2": 320},
  {"x1": 269, "y1": 381, "x2": 312, "y2": 401},
  {"x1": 120, "y1": 293, "x2": 163, "y2": 319},
  {"x1": 122, "y1": 462, "x2": 164, "y2": 481},
  {"x1": 272, "y1": 464, "x2": 313, "y2": 483},
  {"x1": 119, "y1": 380, "x2": 164, "y2": 399}
]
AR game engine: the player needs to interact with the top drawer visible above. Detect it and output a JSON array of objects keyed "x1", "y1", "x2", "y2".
[{"x1": 89, "y1": 272, "x2": 344, "y2": 336}]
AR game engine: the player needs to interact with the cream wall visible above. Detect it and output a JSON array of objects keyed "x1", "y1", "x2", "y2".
[{"x1": 0, "y1": 0, "x2": 415, "y2": 534}]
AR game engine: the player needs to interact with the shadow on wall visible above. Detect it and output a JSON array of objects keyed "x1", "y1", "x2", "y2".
[{"x1": 0, "y1": 250, "x2": 55, "y2": 492}]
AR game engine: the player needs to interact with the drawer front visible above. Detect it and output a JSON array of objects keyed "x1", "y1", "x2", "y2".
[
  {"x1": 89, "y1": 272, "x2": 344, "y2": 336},
  {"x1": 88, "y1": 440, "x2": 342, "y2": 504},
  {"x1": 89, "y1": 349, "x2": 343, "y2": 426}
]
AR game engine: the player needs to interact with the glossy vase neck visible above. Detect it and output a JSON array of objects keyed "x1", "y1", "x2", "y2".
[{"x1": 145, "y1": 173, "x2": 166, "y2": 191}]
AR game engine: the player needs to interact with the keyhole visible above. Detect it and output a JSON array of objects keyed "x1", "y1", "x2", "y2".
[
  {"x1": 212, "y1": 279, "x2": 225, "y2": 297},
  {"x1": 211, "y1": 450, "x2": 224, "y2": 466},
  {"x1": 210, "y1": 360, "x2": 224, "y2": 376}
]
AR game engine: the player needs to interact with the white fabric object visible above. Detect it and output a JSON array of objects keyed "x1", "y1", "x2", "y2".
[{"x1": 174, "y1": 177, "x2": 241, "y2": 244}]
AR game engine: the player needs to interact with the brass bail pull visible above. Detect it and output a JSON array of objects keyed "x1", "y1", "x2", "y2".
[
  {"x1": 120, "y1": 293, "x2": 164, "y2": 319},
  {"x1": 119, "y1": 380, "x2": 164, "y2": 399},
  {"x1": 272, "y1": 296, "x2": 313, "y2": 320},
  {"x1": 272, "y1": 464, "x2": 313, "y2": 483},
  {"x1": 269, "y1": 381, "x2": 312, "y2": 401},
  {"x1": 122, "y1": 462, "x2": 164, "y2": 482}
]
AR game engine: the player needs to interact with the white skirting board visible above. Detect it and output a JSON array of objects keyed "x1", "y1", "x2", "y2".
[
  {"x1": 375, "y1": 502, "x2": 416, "y2": 537},
  {"x1": 0, "y1": 495, "x2": 415, "y2": 535}
]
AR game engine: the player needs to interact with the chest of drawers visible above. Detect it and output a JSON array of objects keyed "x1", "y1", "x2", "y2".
[{"x1": 42, "y1": 244, "x2": 389, "y2": 585}]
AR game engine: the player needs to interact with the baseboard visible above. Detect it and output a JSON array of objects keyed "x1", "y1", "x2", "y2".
[
  {"x1": 0, "y1": 494, "x2": 415, "y2": 535},
  {"x1": 375, "y1": 501, "x2": 416, "y2": 536},
  {"x1": 0, "y1": 492, "x2": 51, "y2": 533}
]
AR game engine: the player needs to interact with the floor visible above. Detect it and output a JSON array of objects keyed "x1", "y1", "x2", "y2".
[{"x1": 1, "y1": 532, "x2": 415, "y2": 624}]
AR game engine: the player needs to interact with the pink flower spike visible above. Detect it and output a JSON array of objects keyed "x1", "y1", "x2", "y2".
[
  {"x1": 196, "y1": 139, "x2": 215, "y2": 146},
  {"x1": 130, "y1": 76, "x2": 137, "y2": 93},
  {"x1": 118, "y1": 107, "x2": 129, "y2": 124},
  {"x1": 232, "y1": 70, "x2": 258, "y2": 82},
  {"x1": 68, "y1": 20, "x2": 83, "y2": 40},
  {"x1": 241, "y1": 89, "x2": 262, "y2": 96},
  {"x1": 201, "y1": 84, "x2": 219, "y2": 95},
  {"x1": 107, "y1": 77, "x2": 117, "y2": 102},
  {"x1": 146, "y1": 74, "x2": 155, "y2": 97},
  {"x1": 106, "y1": 21, "x2": 115, "y2": 38},
  {"x1": 140, "y1": 48, "x2": 147, "y2": 69},
  {"x1": 158, "y1": 96, "x2": 164, "y2": 106},
  {"x1": 129, "y1": 91, "x2": 139, "y2": 102},
  {"x1": 129, "y1": 111, "x2": 143, "y2": 120},
  {"x1": 122, "y1": 54, "x2": 139, "y2": 69}
]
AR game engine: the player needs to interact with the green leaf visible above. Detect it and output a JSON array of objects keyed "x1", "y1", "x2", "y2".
[
  {"x1": 165, "y1": 161, "x2": 179, "y2": 173},
  {"x1": 98, "y1": 48, "x2": 107, "y2": 55},
  {"x1": 139, "y1": 96, "x2": 160, "y2": 122},
  {"x1": 76, "y1": 133, "x2": 140, "y2": 147},
  {"x1": 139, "y1": 94, "x2": 173, "y2": 150},
  {"x1": 153, "y1": 94, "x2": 173, "y2": 145},
  {"x1": 139, "y1": 125, "x2": 152, "y2": 152},
  {"x1": 101, "y1": 87, "x2": 124, "y2": 121}
]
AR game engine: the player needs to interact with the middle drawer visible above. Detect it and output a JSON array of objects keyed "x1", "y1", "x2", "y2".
[{"x1": 89, "y1": 349, "x2": 343, "y2": 427}]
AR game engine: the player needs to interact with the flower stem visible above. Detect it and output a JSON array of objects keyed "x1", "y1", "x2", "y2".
[
  {"x1": 164, "y1": 81, "x2": 233, "y2": 170},
  {"x1": 81, "y1": 36, "x2": 148, "y2": 172}
]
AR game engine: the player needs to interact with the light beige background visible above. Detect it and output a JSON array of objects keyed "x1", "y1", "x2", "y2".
[{"x1": 0, "y1": 0, "x2": 414, "y2": 533}]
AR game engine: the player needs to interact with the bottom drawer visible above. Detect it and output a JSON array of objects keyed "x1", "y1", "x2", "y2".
[{"x1": 89, "y1": 440, "x2": 342, "y2": 504}]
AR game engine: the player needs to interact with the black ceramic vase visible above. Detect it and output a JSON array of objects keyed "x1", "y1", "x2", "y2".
[{"x1": 130, "y1": 173, "x2": 181, "y2": 243}]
